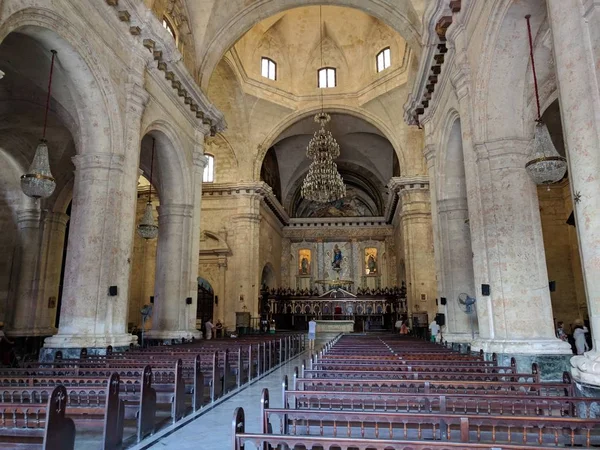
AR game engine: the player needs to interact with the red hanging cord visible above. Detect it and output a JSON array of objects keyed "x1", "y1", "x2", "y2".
[
  {"x1": 525, "y1": 15, "x2": 542, "y2": 121},
  {"x1": 148, "y1": 138, "x2": 155, "y2": 202},
  {"x1": 42, "y1": 50, "x2": 57, "y2": 140}
]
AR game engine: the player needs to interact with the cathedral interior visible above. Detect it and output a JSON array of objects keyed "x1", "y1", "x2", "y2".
[{"x1": 0, "y1": 0, "x2": 599, "y2": 448}]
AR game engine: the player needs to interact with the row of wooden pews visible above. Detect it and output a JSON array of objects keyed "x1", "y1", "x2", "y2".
[
  {"x1": 233, "y1": 334, "x2": 600, "y2": 449},
  {"x1": 0, "y1": 333, "x2": 303, "y2": 449}
]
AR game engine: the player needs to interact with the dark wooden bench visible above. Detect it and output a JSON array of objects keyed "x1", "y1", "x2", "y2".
[
  {"x1": 0, "y1": 373, "x2": 123, "y2": 449},
  {"x1": 0, "y1": 385, "x2": 75, "y2": 450}
]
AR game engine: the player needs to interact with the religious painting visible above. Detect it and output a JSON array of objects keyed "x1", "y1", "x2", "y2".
[
  {"x1": 298, "y1": 249, "x2": 311, "y2": 275},
  {"x1": 365, "y1": 248, "x2": 378, "y2": 275}
]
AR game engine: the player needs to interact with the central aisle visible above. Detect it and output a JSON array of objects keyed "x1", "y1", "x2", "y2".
[{"x1": 147, "y1": 340, "x2": 321, "y2": 450}]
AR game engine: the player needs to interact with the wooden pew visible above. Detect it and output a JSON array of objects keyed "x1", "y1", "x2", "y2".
[
  {"x1": 0, "y1": 385, "x2": 75, "y2": 450},
  {"x1": 0, "y1": 373, "x2": 123, "y2": 450}
]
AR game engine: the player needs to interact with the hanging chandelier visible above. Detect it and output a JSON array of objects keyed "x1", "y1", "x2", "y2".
[
  {"x1": 300, "y1": 6, "x2": 346, "y2": 204},
  {"x1": 21, "y1": 50, "x2": 57, "y2": 199},
  {"x1": 301, "y1": 112, "x2": 346, "y2": 203},
  {"x1": 137, "y1": 138, "x2": 159, "y2": 240},
  {"x1": 524, "y1": 14, "x2": 567, "y2": 186}
]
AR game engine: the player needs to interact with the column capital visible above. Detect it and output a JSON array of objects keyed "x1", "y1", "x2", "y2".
[
  {"x1": 125, "y1": 80, "x2": 150, "y2": 116},
  {"x1": 193, "y1": 152, "x2": 209, "y2": 169},
  {"x1": 438, "y1": 197, "x2": 468, "y2": 213},
  {"x1": 157, "y1": 203, "x2": 193, "y2": 218},
  {"x1": 389, "y1": 175, "x2": 430, "y2": 194},
  {"x1": 474, "y1": 138, "x2": 530, "y2": 169},
  {"x1": 450, "y1": 59, "x2": 471, "y2": 101},
  {"x1": 423, "y1": 144, "x2": 437, "y2": 168},
  {"x1": 72, "y1": 153, "x2": 125, "y2": 172},
  {"x1": 43, "y1": 211, "x2": 70, "y2": 227},
  {"x1": 16, "y1": 208, "x2": 41, "y2": 226}
]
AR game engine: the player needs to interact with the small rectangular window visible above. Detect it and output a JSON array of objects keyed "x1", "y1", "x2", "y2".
[
  {"x1": 203, "y1": 155, "x2": 214, "y2": 183},
  {"x1": 318, "y1": 67, "x2": 336, "y2": 88},
  {"x1": 261, "y1": 57, "x2": 276, "y2": 80},
  {"x1": 377, "y1": 47, "x2": 391, "y2": 72}
]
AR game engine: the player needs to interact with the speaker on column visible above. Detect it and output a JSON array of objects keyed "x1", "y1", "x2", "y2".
[
  {"x1": 549, "y1": 281, "x2": 556, "y2": 292},
  {"x1": 185, "y1": 297, "x2": 193, "y2": 305},
  {"x1": 108, "y1": 286, "x2": 118, "y2": 296},
  {"x1": 481, "y1": 284, "x2": 490, "y2": 296},
  {"x1": 214, "y1": 295, "x2": 218, "y2": 305},
  {"x1": 435, "y1": 313, "x2": 445, "y2": 327},
  {"x1": 440, "y1": 297, "x2": 447, "y2": 305},
  {"x1": 150, "y1": 296, "x2": 154, "y2": 304}
]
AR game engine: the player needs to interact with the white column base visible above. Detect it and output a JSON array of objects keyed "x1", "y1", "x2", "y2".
[
  {"x1": 571, "y1": 351, "x2": 600, "y2": 388},
  {"x1": 7, "y1": 327, "x2": 57, "y2": 337},
  {"x1": 144, "y1": 330, "x2": 202, "y2": 340},
  {"x1": 441, "y1": 332, "x2": 476, "y2": 344},
  {"x1": 43, "y1": 333, "x2": 138, "y2": 349},
  {"x1": 471, "y1": 338, "x2": 572, "y2": 355}
]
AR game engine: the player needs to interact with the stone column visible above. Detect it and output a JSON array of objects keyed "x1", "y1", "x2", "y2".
[
  {"x1": 147, "y1": 203, "x2": 198, "y2": 340},
  {"x1": 43, "y1": 153, "x2": 138, "y2": 354},
  {"x1": 437, "y1": 197, "x2": 476, "y2": 341},
  {"x1": 216, "y1": 260, "x2": 227, "y2": 324},
  {"x1": 547, "y1": 0, "x2": 600, "y2": 389},
  {"x1": 397, "y1": 179, "x2": 437, "y2": 318},
  {"x1": 469, "y1": 139, "x2": 570, "y2": 358},
  {"x1": 37, "y1": 212, "x2": 70, "y2": 334},
  {"x1": 423, "y1": 146, "x2": 445, "y2": 313},
  {"x1": 9, "y1": 208, "x2": 50, "y2": 336}
]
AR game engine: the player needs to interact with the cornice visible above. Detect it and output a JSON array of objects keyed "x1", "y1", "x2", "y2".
[
  {"x1": 404, "y1": 0, "x2": 463, "y2": 126},
  {"x1": 104, "y1": 0, "x2": 226, "y2": 133}
]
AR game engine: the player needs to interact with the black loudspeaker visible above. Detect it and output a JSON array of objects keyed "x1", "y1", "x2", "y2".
[
  {"x1": 150, "y1": 296, "x2": 154, "y2": 304},
  {"x1": 214, "y1": 295, "x2": 218, "y2": 305},
  {"x1": 186, "y1": 297, "x2": 193, "y2": 305},
  {"x1": 440, "y1": 297, "x2": 447, "y2": 305},
  {"x1": 549, "y1": 281, "x2": 556, "y2": 292},
  {"x1": 481, "y1": 284, "x2": 490, "y2": 296},
  {"x1": 435, "y1": 313, "x2": 445, "y2": 327},
  {"x1": 109, "y1": 286, "x2": 118, "y2": 296}
]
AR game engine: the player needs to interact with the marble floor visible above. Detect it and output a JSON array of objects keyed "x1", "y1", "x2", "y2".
[{"x1": 138, "y1": 339, "x2": 324, "y2": 450}]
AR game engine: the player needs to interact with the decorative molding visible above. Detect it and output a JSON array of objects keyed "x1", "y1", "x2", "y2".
[
  {"x1": 404, "y1": 0, "x2": 462, "y2": 126},
  {"x1": 104, "y1": 0, "x2": 226, "y2": 133}
]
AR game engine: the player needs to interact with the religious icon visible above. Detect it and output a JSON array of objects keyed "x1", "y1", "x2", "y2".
[
  {"x1": 298, "y1": 249, "x2": 311, "y2": 275},
  {"x1": 332, "y1": 244, "x2": 343, "y2": 270},
  {"x1": 365, "y1": 248, "x2": 378, "y2": 275}
]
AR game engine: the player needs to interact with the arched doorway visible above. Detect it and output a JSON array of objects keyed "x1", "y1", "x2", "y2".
[{"x1": 197, "y1": 277, "x2": 214, "y2": 334}]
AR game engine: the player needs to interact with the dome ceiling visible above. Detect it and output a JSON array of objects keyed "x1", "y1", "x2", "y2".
[
  {"x1": 227, "y1": 6, "x2": 409, "y2": 103},
  {"x1": 260, "y1": 113, "x2": 399, "y2": 218}
]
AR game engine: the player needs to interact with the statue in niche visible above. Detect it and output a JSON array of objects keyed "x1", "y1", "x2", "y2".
[
  {"x1": 332, "y1": 244, "x2": 343, "y2": 270},
  {"x1": 368, "y1": 254, "x2": 377, "y2": 273},
  {"x1": 300, "y1": 257, "x2": 309, "y2": 275}
]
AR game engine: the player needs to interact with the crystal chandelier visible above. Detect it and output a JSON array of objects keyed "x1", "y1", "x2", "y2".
[
  {"x1": 137, "y1": 138, "x2": 159, "y2": 240},
  {"x1": 524, "y1": 15, "x2": 567, "y2": 186},
  {"x1": 21, "y1": 50, "x2": 57, "y2": 199},
  {"x1": 301, "y1": 112, "x2": 346, "y2": 203},
  {"x1": 300, "y1": 6, "x2": 346, "y2": 203}
]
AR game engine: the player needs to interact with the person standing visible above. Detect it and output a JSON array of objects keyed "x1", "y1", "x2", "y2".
[
  {"x1": 308, "y1": 318, "x2": 317, "y2": 352},
  {"x1": 573, "y1": 319, "x2": 589, "y2": 355},
  {"x1": 429, "y1": 319, "x2": 440, "y2": 343},
  {"x1": 205, "y1": 319, "x2": 214, "y2": 340}
]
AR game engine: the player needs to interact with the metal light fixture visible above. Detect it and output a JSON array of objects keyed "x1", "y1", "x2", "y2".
[
  {"x1": 524, "y1": 15, "x2": 567, "y2": 186},
  {"x1": 21, "y1": 50, "x2": 57, "y2": 199},
  {"x1": 300, "y1": 6, "x2": 345, "y2": 203},
  {"x1": 137, "y1": 138, "x2": 159, "y2": 240}
]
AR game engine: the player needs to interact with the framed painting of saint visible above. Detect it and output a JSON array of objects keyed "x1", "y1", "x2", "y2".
[
  {"x1": 298, "y1": 249, "x2": 311, "y2": 275},
  {"x1": 365, "y1": 248, "x2": 378, "y2": 275}
]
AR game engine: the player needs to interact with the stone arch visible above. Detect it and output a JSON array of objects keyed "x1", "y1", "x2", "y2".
[
  {"x1": 141, "y1": 121, "x2": 193, "y2": 206},
  {"x1": 196, "y1": 0, "x2": 422, "y2": 91},
  {"x1": 0, "y1": 7, "x2": 123, "y2": 156},
  {"x1": 473, "y1": 0, "x2": 547, "y2": 143},
  {"x1": 261, "y1": 262, "x2": 277, "y2": 289},
  {"x1": 253, "y1": 105, "x2": 406, "y2": 180}
]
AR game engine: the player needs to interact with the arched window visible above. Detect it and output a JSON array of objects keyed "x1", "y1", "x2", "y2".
[
  {"x1": 203, "y1": 154, "x2": 214, "y2": 183},
  {"x1": 162, "y1": 16, "x2": 176, "y2": 40},
  {"x1": 261, "y1": 57, "x2": 277, "y2": 80},
  {"x1": 318, "y1": 67, "x2": 336, "y2": 88},
  {"x1": 376, "y1": 47, "x2": 391, "y2": 72}
]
